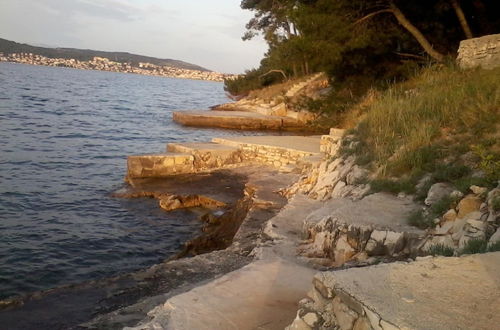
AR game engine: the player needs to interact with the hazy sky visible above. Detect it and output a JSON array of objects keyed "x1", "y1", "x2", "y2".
[{"x1": 0, "y1": 0, "x2": 268, "y2": 73}]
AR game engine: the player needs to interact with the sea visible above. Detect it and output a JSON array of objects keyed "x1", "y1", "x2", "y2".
[{"x1": 0, "y1": 62, "x2": 267, "y2": 300}]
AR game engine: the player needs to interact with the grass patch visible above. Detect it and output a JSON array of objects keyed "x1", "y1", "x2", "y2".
[
  {"x1": 355, "y1": 65, "x2": 500, "y2": 177},
  {"x1": 452, "y1": 176, "x2": 495, "y2": 194},
  {"x1": 407, "y1": 210, "x2": 434, "y2": 229},
  {"x1": 428, "y1": 244, "x2": 455, "y2": 257},
  {"x1": 432, "y1": 164, "x2": 471, "y2": 182},
  {"x1": 491, "y1": 196, "x2": 500, "y2": 212},
  {"x1": 407, "y1": 196, "x2": 457, "y2": 229},
  {"x1": 370, "y1": 178, "x2": 416, "y2": 195},
  {"x1": 460, "y1": 239, "x2": 489, "y2": 255},
  {"x1": 488, "y1": 240, "x2": 500, "y2": 252}
]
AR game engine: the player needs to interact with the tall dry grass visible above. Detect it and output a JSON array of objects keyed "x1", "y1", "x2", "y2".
[{"x1": 356, "y1": 65, "x2": 500, "y2": 175}]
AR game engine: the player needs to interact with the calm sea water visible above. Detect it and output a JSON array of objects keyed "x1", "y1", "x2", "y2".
[{"x1": 0, "y1": 62, "x2": 265, "y2": 300}]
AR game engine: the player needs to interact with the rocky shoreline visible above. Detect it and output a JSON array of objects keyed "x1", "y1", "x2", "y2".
[{"x1": 1, "y1": 128, "x2": 498, "y2": 329}]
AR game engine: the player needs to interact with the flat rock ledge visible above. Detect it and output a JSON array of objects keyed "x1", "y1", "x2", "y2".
[
  {"x1": 173, "y1": 110, "x2": 307, "y2": 131},
  {"x1": 288, "y1": 252, "x2": 500, "y2": 330}
]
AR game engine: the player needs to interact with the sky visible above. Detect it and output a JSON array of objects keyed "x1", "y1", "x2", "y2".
[{"x1": 0, "y1": 0, "x2": 268, "y2": 73}]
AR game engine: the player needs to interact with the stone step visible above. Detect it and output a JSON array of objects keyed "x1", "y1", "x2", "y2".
[
  {"x1": 127, "y1": 153, "x2": 194, "y2": 180},
  {"x1": 167, "y1": 142, "x2": 243, "y2": 170},
  {"x1": 288, "y1": 252, "x2": 500, "y2": 330},
  {"x1": 298, "y1": 193, "x2": 426, "y2": 267}
]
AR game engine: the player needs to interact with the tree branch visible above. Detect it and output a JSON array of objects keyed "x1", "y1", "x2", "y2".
[
  {"x1": 259, "y1": 69, "x2": 288, "y2": 81},
  {"x1": 352, "y1": 9, "x2": 393, "y2": 26}
]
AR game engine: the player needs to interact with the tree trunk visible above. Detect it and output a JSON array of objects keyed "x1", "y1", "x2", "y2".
[
  {"x1": 450, "y1": 0, "x2": 473, "y2": 39},
  {"x1": 388, "y1": 1, "x2": 446, "y2": 62}
]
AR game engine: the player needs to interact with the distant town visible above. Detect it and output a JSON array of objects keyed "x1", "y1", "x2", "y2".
[{"x1": 0, "y1": 52, "x2": 237, "y2": 82}]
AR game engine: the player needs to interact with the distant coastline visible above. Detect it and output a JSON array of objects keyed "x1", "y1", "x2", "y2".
[{"x1": 0, "y1": 53, "x2": 236, "y2": 82}]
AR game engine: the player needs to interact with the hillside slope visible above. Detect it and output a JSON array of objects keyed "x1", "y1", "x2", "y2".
[{"x1": 0, "y1": 38, "x2": 209, "y2": 71}]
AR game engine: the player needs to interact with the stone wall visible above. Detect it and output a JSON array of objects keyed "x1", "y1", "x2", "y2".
[
  {"x1": 300, "y1": 216, "x2": 427, "y2": 267},
  {"x1": 457, "y1": 34, "x2": 500, "y2": 69},
  {"x1": 287, "y1": 271, "x2": 398, "y2": 330}
]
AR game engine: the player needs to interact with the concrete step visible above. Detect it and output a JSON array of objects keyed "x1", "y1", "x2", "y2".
[
  {"x1": 167, "y1": 142, "x2": 238, "y2": 155},
  {"x1": 127, "y1": 153, "x2": 194, "y2": 180},
  {"x1": 212, "y1": 136, "x2": 322, "y2": 155}
]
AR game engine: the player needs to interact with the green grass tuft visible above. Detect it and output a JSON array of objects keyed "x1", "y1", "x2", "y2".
[
  {"x1": 407, "y1": 210, "x2": 435, "y2": 229},
  {"x1": 488, "y1": 240, "x2": 500, "y2": 252},
  {"x1": 428, "y1": 244, "x2": 455, "y2": 257},
  {"x1": 460, "y1": 239, "x2": 488, "y2": 255}
]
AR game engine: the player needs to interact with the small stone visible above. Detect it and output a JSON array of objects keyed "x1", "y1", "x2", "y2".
[
  {"x1": 450, "y1": 190, "x2": 464, "y2": 200},
  {"x1": 457, "y1": 195, "x2": 482, "y2": 218},
  {"x1": 380, "y1": 319, "x2": 400, "y2": 330},
  {"x1": 435, "y1": 221, "x2": 454, "y2": 235},
  {"x1": 364, "y1": 307, "x2": 382, "y2": 330},
  {"x1": 470, "y1": 185, "x2": 487, "y2": 195},
  {"x1": 353, "y1": 316, "x2": 372, "y2": 330},
  {"x1": 286, "y1": 316, "x2": 312, "y2": 330},
  {"x1": 332, "y1": 296, "x2": 358, "y2": 330},
  {"x1": 441, "y1": 209, "x2": 457, "y2": 223},
  {"x1": 488, "y1": 228, "x2": 500, "y2": 246},
  {"x1": 303, "y1": 313, "x2": 320, "y2": 327},
  {"x1": 425, "y1": 183, "x2": 453, "y2": 206}
]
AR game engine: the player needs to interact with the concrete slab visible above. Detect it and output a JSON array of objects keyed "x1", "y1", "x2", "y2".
[
  {"x1": 166, "y1": 142, "x2": 238, "y2": 154},
  {"x1": 317, "y1": 252, "x2": 500, "y2": 330},
  {"x1": 212, "y1": 135, "x2": 322, "y2": 154},
  {"x1": 128, "y1": 258, "x2": 316, "y2": 330},
  {"x1": 173, "y1": 110, "x2": 305, "y2": 131}
]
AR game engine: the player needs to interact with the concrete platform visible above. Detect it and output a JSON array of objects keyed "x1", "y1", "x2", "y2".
[
  {"x1": 131, "y1": 259, "x2": 316, "y2": 330},
  {"x1": 173, "y1": 110, "x2": 305, "y2": 131},
  {"x1": 298, "y1": 252, "x2": 500, "y2": 330},
  {"x1": 167, "y1": 142, "x2": 238, "y2": 154},
  {"x1": 212, "y1": 135, "x2": 322, "y2": 155}
]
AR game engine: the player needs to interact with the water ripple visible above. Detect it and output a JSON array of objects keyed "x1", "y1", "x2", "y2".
[{"x1": 0, "y1": 62, "x2": 275, "y2": 300}]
